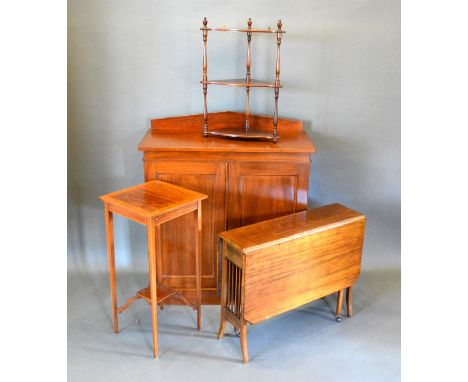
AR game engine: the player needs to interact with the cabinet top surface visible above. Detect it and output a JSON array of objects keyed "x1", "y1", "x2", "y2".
[
  {"x1": 219, "y1": 204, "x2": 366, "y2": 253},
  {"x1": 138, "y1": 112, "x2": 316, "y2": 154},
  {"x1": 100, "y1": 180, "x2": 207, "y2": 218}
]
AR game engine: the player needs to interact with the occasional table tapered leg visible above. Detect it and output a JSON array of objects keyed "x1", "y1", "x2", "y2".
[
  {"x1": 346, "y1": 286, "x2": 353, "y2": 317},
  {"x1": 195, "y1": 201, "x2": 203, "y2": 330},
  {"x1": 100, "y1": 181, "x2": 209, "y2": 360},
  {"x1": 336, "y1": 289, "x2": 344, "y2": 322},
  {"x1": 240, "y1": 320, "x2": 249, "y2": 363},
  {"x1": 104, "y1": 206, "x2": 118, "y2": 334},
  {"x1": 148, "y1": 219, "x2": 159, "y2": 358},
  {"x1": 156, "y1": 225, "x2": 164, "y2": 312}
]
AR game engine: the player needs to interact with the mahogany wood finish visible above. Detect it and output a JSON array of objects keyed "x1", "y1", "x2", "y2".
[
  {"x1": 336, "y1": 289, "x2": 344, "y2": 322},
  {"x1": 100, "y1": 180, "x2": 207, "y2": 358},
  {"x1": 227, "y1": 161, "x2": 310, "y2": 228},
  {"x1": 200, "y1": 19, "x2": 285, "y2": 142},
  {"x1": 138, "y1": 112, "x2": 315, "y2": 305},
  {"x1": 217, "y1": 204, "x2": 366, "y2": 363}
]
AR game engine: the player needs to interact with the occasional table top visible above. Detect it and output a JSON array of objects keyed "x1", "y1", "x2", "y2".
[
  {"x1": 100, "y1": 180, "x2": 207, "y2": 218},
  {"x1": 219, "y1": 204, "x2": 365, "y2": 253}
]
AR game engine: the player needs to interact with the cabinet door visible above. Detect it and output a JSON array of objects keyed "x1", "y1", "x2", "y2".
[
  {"x1": 227, "y1": 162, "x2": 309, "y2": 229},
  {"x1": 145, "y1": 161, "x2": 226, "y2": 293}
]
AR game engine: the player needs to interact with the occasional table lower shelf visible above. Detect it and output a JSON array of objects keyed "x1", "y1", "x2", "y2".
[{"x1": 117, "y1": 284, "x2": 197, "y2": 314}]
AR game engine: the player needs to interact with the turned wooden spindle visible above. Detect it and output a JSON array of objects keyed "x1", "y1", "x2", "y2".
[
  {"x1": 202, "y1": 17, "x2": 209, "y2": 136},
  {"x1": 273, "y1": 19, "x2": 282, "y2": 142},
  {"x1": 245, "y1": 18, "x2": 252, "y2": 130},
  {"x1": 275, "y1": 20, "x2": 282, "y2": 85},
  {"x1": 199, "y1": 19, "x2": 285, "y2": 142}
]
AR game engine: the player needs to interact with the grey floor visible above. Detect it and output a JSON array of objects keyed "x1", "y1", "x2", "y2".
[{"x1": 68, "y1": 266, "x2": 400, "y2": 381}]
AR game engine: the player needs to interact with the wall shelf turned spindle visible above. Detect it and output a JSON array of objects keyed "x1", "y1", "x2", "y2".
[{"x1": 200, "y1": 18, "x2": 285, "y2": 143}]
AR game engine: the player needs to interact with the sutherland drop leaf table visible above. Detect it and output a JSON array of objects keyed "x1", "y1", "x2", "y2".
[
  {"x1": 217, "y1": 203, "x2": 366, "y2": 363},
  {"x1": 99, "y1": 180, "x2": 207, "y2": 358}
]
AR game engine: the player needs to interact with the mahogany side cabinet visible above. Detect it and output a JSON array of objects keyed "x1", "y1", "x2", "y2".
[
  {"x1": 217, "y1": 203, "x2": 366, "y2": 363},
  {"x1": 138, "y1": 111, "x2": 316, "y2": 304}
]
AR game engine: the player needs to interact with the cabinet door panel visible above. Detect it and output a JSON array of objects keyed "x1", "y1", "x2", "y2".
[
  {"x1": 145, "y1": 161, "x2": 226, "y2": 290},
  {"x1": 227, "y1": 162, "x2": 309, "y2": 229}
]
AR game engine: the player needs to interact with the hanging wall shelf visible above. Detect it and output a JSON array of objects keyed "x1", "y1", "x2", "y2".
[{"x1": 200, "y1": 18, "x2": 285, "y2": 143}]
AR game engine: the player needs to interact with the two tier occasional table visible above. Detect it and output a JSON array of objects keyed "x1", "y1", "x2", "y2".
[{"x1": 100, "y1": 180, "x2": 207, "y2": 358}]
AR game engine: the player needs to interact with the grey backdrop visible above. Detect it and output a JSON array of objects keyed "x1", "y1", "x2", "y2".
[{"x1": 68, "y1": 0, "x2": 400, "y2": 272}]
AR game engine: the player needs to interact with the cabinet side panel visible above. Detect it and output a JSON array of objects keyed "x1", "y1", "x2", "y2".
[{"x1": 243, "y1": 220, "x2": 365, "y2": 324}]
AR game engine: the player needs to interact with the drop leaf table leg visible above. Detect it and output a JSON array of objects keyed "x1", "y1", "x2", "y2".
[
  {"x1": 336, "y1": 289, "x2": 344, "y2": 322},
  {"x1": 346, "y1": 286, "x2": 353, "y2": 317},
  {"x1": 240, "y1": 320, "x2": 249, "y2": 364}
]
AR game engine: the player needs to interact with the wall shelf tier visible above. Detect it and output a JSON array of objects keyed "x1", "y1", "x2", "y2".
[
  {"x1": 200, "y1": 27, "x2": 286, "y2": 34},
  {"x1": 201, "y1": 78, "x2": 281, "y2": 88}
]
